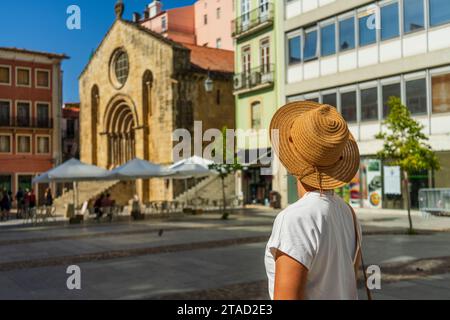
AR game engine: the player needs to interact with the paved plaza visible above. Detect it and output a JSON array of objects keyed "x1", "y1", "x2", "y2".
[{"x1": 0, "y1": 208, "x2": 449, "y2": 300}]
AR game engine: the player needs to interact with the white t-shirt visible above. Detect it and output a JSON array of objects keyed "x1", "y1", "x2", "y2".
[{"x1": 265, "y1": 191, "x2": 361, "y2": 300}]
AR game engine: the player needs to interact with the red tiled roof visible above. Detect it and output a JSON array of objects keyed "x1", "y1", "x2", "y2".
[
  {"x1": 182, "y1": 44, "x2": 234, "y2": 74},
  {"x1": 0, "y1": 47, "x2": 69, "y2": 60}
]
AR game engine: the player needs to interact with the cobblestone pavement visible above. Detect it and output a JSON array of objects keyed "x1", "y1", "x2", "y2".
[{"x1": 0, "y1": 210, "x2": 449, "y2": 300}]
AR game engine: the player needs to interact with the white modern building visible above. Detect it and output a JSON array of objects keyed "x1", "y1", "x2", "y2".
[{"x1": 280, "y1": 0, "x2": 450, "y2": 209}]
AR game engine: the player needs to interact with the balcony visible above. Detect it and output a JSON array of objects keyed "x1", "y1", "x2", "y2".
[
  {"x1": 233, "y1": 64, "x2": 275, "y2": 95},
  {"x1": 232, "y1": 3, "x2": 274, "y2": 39},
  {"x1": 0, "y1": 117, "x2": 53, "y2": 129}
]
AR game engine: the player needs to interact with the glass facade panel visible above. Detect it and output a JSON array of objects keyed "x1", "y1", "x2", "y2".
[
  {"x1": 339, "y1": 17, "x2": 355, "y2": 51},
  {"x1": 404, "y1": 0, "x2": 425, "y2": 33},
  {"x1": 382, "y1": 83, "x2": 401, "y2": 118},
  {"x1": 381, "y1": 2, "x2": 400, "y2": 40},
  {"x1": 288, "y1": 36, "x2": 302, "y2": 64},
  {"x1": 359, "y1": 13, "x2": 377, "y2": 46},
  {"x1": 361, "y1": 87, "x2": 379, "y2": 121},
  {"x1": 321, "y1": 23, "x2": 336, "y2": 56},
  {"x1": 303, "y1": 30, "x2": 318, "y2": 61},
  {"x1": 406, "y1": 78, "x2": 427, "y2": 115},
  {"x1": 432, "y1": 73, "x2": 450, "y2": 114},
  {"x1": 322, "y1": 93, "x2": 337, "y2": 107},
  {"x1": 341, "y1": 91, "x2": 357, "y2": 122},
  {"x1": 429, "y1": 0, "x2": 450, "y2": 27}
]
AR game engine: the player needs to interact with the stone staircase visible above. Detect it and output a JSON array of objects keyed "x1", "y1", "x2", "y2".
[
  {"x1": 174, "y1": 174, "x2": 236, "y2": 204},
  {"x1": 53, "y1": 180, "x2": 119, "y2": 215}
]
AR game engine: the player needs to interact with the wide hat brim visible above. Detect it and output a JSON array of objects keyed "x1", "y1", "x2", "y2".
[{"x1": 270, "y1": 101, "x2": 360, "y2": 190}]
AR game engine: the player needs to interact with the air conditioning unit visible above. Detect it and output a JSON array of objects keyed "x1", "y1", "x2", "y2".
[
  {"x1": 233, "y1": 75, "x2": 243, "y2": 90},
  {"x1": 251, "y1": 72, "x2": 261, "y2": 86}
]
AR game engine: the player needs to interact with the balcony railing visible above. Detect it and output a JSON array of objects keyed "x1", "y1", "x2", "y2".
[
  {"x1": 0, "y1": 117, "x2": 53, "y2": 129},
  {"x1": 233, "y1": 64, "x2": 275, "y2": 94},
  {"x1": 232, "y1": 3, "x2": 274, "y2": 38}
]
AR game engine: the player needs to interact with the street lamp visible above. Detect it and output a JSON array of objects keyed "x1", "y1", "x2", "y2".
[{"x1": 204, "y1": 69, "x2": 213, "y2": 93}]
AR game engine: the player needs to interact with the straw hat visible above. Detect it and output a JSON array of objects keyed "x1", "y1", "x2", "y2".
[{"x1": 270, "y1": 101, "x2": 360, "y2": 190}]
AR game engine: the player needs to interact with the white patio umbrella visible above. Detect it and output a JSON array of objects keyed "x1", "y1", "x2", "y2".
[
  {"x1": 32, "y1": 158, "x2": 110, "y2": 209},
  {"x1": 107, "y1": 158, "x2": 170, "y2": 180},
  {"x1": 167, "y1": 156, "x2": 216, "y2": 208}
]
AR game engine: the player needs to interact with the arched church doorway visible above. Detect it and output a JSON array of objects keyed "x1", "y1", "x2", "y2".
[{"x1": 104, "y1": 97, "x2": 137, "y2": 169}]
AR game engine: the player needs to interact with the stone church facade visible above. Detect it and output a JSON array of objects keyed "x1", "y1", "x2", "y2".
[{"x1": 79, "y1": 2, "x2": 235, "y2": 202}]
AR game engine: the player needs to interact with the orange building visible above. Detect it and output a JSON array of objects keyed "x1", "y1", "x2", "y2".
[{"x1": 0, "y1": 47, "x2": 68, "y2": 201}]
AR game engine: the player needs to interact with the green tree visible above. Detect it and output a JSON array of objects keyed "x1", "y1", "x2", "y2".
[
  {"x1": 208, "y1": 127, "x2": 242, "y2": 220},
  {"x1": 376, "y1": 97, "x2": 440, "y2": 234}
]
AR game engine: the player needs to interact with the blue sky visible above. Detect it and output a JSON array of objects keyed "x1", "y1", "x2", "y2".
[{"x1": 0, "y1": 0, "x2": 195, "y2": 103}]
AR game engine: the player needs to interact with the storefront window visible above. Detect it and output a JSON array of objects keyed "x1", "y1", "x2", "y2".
[
  {"x1": 339, "y1": 17, "x2": 355, "y2": 51},
  {"x1": 320, "y1": 23, "x2": 336, "y2": 56},
  {"x1": 341, "y1": 91, "x2": 357, "y2": 122},
  {"x1": 361, "y1": 87, "x2": 379, "y2": 121},
  {"x1": 429, "y1": 0, "x2": 450, "y2": 27},
  {"x1": 0, "y1": 175, "x2": 12, "y2": 193},
  {"x1": 406, "y1": 78, "x2": 427, "y2": 115},
  {"x1": 432, "y1": 73, "x2": 450, "y2": 114},
  {"x1": 403, "y1": 0, "x2": 425, "y2": 33},
  {"x1": 381, "y1": 2, "x2": 400, "y2": 40},
  {"x1": 382, "y1": 83, "x2": 401, "y2": 118}
]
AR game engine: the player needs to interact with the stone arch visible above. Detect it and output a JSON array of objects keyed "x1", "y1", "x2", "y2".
[
  {"x1": 103, "y1": 94, "x2": 140, "y2": 168},
  {"x1": 91, "y1": 85, "x2": 100, "y2": 165}
]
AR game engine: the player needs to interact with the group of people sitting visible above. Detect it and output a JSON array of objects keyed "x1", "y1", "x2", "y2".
[
  {"x1": 93, "y1": 193, "x2": 116, "y2": 221},
  {"x1": 0, "y1": 188, "x2": 54, "y2": 221}
]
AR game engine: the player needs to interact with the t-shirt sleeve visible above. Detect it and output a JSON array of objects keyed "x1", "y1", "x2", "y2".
[{"x1": 267, "y1": 212, "x2": 319, "y2": 270}]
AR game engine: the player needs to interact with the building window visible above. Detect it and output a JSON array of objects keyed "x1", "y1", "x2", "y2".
[
  {"x1": 429, "y1": 0, "x2": 450, "y2": 27},
  {"x1": 251, "y1": 101, "x2": 262, "y2": 130},
  {"x1": 161, "y1": 16, "x2": 167, "y2": 31},
  {"x1": 341, "y1": 91, "x2": 357, "y2": 122},
  {"x1": 303, "y1": 28, "x2": 318, "y2": 61},
  {"x1": 320, "y1": 23, "x2": 336, "y2": 57},
  {"x1": 16, "y1": 102, "x2": 31, "y2": 127},
  {"x1": 204, "y1": 14, "x2": 208, "y2": 25},
  {"x1": 242, "y1": 46, "x2": 251, "y2": 74},
  {"x1": 111, "y1": 49, "x2": 129, "y2": 88},
  {"x1": 0, "y1": 175, "x2": 12, "y2": 193},
  {"x1": 217, "y1": 7, "x2": 221, "y2": 19},
  {"x1": 216, "y1": 38, "x2": 222, "y2": 49},
  {"x1": 0, "y1": 100, "x2": 11, "y2": 126},
  {"x1": 17, "y1": 135, "x2": 31, "y2": 154},
  {"x1": 406, "y1": 78, "x2": 427, "y2": 115},
  {"x1": 37, "y1": 136, "x2": 50, "y2": 154},
  {"x1": 381, "y1": 2, "x2": 400, "y2": 40},
  {"x1": 382, "y1": 83, "x2": 401, "y2": 118},
  {"x1": 16, "y1": 68, "x2": 31, "y2": 87},
  {"x1": 0, "y1": 66, "x2": 11, "y2": 85},
  {"x1": 359, "y1": 11, "x2": 377, "y2": 46},
  {"x1": 36, "y1": 103, "x2": 50, "y2": 128},
  {"x1": 361, "y1": 87, "x2": 379, "y2": 121},
  {"x1": 322, "y1": 93, "x2": 337, "y2": 107},
  {"x1": 66, "y1": 119, "x2": 76, "y2": 138},
  {"x1": 216, "y1": 89, "x2": 221, "y2": 105},
  {"x1": 288, "y1": 35, "x2": 302, "y2": 65},
  {"x1": 260, "y1": 38, "x2": 270, "y2": 72},
  {"x1": 403, "y1": 0, "x2": 425, "y2": 33},
  {"x1": 36, "y1": 69, "x2": 50, "y2": 88},
  {"x1": 432, "y1": 73, "x2": 450, "y2": 114},
  {"x1": 339, "y1": 17, "x2": 355, "y2": 51},
  {"x1": 18, "y1": 175, "x2": 32, "y2": 193},
  {"x1": 0, "y1": 135, "x2": 11, "y2": 153}
]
